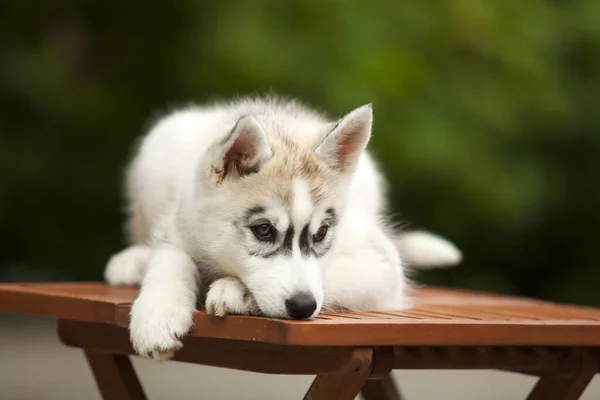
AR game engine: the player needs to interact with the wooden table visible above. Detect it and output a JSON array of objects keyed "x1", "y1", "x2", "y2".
[{"x1": 1, "y1": 282, "x2": 599, "y2": 399}]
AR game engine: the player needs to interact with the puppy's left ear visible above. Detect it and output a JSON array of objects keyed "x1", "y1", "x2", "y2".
[
  {"x1": 207, "y1": 115, "x2": 272, "y2": 186},
  {"x1": 315, "y1": 104, "x2": 372, "y2": 174}
]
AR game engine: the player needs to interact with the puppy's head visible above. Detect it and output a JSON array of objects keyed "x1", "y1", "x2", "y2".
[{"x1": 193, "y1": 104, "x2": 372, "y2": 319}]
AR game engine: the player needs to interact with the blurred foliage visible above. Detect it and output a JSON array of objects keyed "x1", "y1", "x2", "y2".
[{"x1": 1, "y1": 1, "x2": 600, "y2": 305}]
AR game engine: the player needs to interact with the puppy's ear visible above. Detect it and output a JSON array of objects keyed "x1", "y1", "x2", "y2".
[
  {"x1": 315, "y1": 104, "x2": 372, "y2": 174},
  {"x1": 207, "y1": 116, "x2": 272, "y2": 185}
]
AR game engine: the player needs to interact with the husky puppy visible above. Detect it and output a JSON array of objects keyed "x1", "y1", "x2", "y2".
[{"x1": 104, "y1": 96, "x2": 461, "y2": 360}]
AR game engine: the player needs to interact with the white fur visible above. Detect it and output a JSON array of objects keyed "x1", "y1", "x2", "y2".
[
  {"x1": 291, "y1": 179, "x2": 313, "y2": 225},
  {"x1": 205, "y1": 276, "x2": 255, "y2": 317},
  {"x1": 128, "y1": 244, "x2": 198, "y2": 360},
  {"x1": 396, "y1": 231, "x2": 463, "y2": 268},
  {"x1": 104, "y1": 245, "x2": 150, "y2": 286},
  {"x1": 105, "y1": 96, "x2": 461, "y2": 359}
]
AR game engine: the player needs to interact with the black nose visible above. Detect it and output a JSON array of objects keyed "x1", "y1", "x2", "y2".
[{"x1": 285, "y1": 292, "x2": 317, "y2": 319}]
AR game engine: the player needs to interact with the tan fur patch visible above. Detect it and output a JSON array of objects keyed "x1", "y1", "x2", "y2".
[
  {"x1": 234, "y1": 135, "x2": 336, "y2": 210},
  {"x1": 273, "y1": 137, "x2": 332, "y2": 206}
]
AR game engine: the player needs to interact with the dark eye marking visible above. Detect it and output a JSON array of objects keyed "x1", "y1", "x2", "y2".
[
  {"x1": 299, "y1": 224, "x2": 328, "y2": 258},
  {"x1": 325, "y1": 208, "x2": 338, "y2": 225},
  {"x1": 282, "y1": 226, "x2": 295, "y2": 254},
  {"x1": 248, "y1": 224, "x2": 295, "y2": 258},
  {"x1": 298, "y1": 209, "x2": 337, "y2": 258},
  {"x1": 251, "y1": 223, "x2": 277, "y2": 242},
  {"x1": 298, "y1": 225, "x2": 309, "y2": 256},
  {"x1": 313, "y1": 225, "x2": 328, "y2": 242},
  {"x1": 245, "y1": 207, "x2": 338, "y2": 259},
  {"x1": 245, "y1": 207, "x2": 265, "y2": 220}
]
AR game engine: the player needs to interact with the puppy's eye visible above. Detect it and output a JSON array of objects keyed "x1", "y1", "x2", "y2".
[
  {"x1": 251, "y1": 223, "x2": 276, "y2": 242},
  {"x1": 313, "y1": 225, "x2": 328, "y2": 243}
]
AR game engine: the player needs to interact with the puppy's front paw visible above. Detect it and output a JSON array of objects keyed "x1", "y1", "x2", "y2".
[
  {"x1": 205, "y1": 277, "x2": 256, "y2": 317},
  {"x1": 129, "y1": 295, "x2": 194, "y2": 361},
  {"x1": 105, "y1": 245, "x2": 151, "y2": 287}
]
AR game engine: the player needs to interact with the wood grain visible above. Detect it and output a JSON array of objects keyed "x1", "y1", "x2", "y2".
[{"x1": 3, "y1": 283, "x2": 600, "y2": 346}]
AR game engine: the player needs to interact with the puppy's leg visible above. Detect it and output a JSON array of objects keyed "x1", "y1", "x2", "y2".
[
  {"x1": 323, "y1": 227, "x2": 411, "y2": 312},
  {"x1": 129, "y1": 244, "x2": 199, "y2": 360},
  {"x1": 205, "y1": 276, "x2": 257, "y2": 317},
  {"x1": 104, "y1": 245, "x2": 151, "y2": 286}
]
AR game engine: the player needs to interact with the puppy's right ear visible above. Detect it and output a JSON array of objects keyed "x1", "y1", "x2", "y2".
[
  {"x1": 204, "y1": 116, "x2": 272, "y2": 186},
  {"x1": 315, "y1": 104, "x2": 372, "y2": 175}
]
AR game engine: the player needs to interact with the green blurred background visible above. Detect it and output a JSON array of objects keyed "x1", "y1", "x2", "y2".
[{"x1": 1, "y1": 1, "x2": 599, "y2": 306}]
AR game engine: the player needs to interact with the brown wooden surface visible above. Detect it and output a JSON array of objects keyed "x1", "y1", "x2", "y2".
[
  {"x1": 0, "y1": 283, "x2": 135, "y2": 324},
  {"x1": 303, "y1": 348, "x2": 373, "y2": 400},
  {"x1": 526, "y1": 349, "x2": 599, "y2": 400},
  {"x1": 85, "y1": 351, "x2": 147, "y2": 400},
  {"x1": 3, "y1": 283, "x2": 600, "y2": 346},
  {"x1": 59, "y1": 320, "x2": 597, "y2": 378},
  {"x1": 59, "y1": 320, "x2": 373, "y2": 376},
  {"x1": 392, "y1": 346, "x2": 590, "y2": 374}
]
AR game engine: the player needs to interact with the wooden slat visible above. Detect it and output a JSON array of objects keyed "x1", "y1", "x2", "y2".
[
  {"x1": 367, "y1": 311, "x2": 426, "y2": 320},
  {"x1": 3, "y1": 283, "x2": 600, "y2": 347},
  {"x1": 59, "y1": 320, "x2": 371, "y2": 376},
  {"x1": 0, "y1": 282, "x2": 135, "y2": 324},
  {"x1": 0, "y1": 282, "x2": 137, "y2": 304},
  {"x1": 391, "y1": 346, "x2": 587, "y2": 373}
]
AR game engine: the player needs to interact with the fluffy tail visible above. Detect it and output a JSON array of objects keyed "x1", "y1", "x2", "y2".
[{"x1": 394, "y1": 230, "x2": 462, "y2": 269}]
